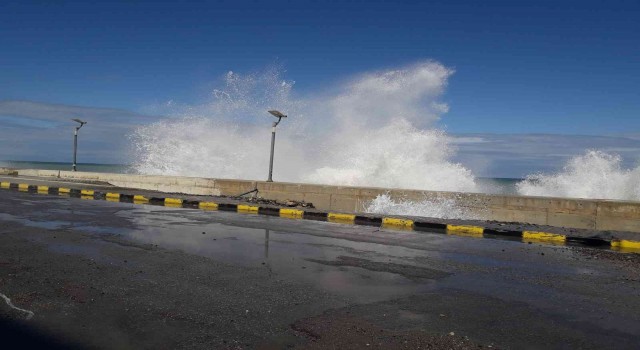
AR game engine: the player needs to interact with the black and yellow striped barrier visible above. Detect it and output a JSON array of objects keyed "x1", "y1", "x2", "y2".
[{"x1": 2, "y1": 181, "x2": 639, "y2": 252}]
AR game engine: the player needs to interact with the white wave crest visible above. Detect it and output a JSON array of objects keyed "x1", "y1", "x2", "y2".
[{"x1": 516, "y1": 150, "x2": 640, "y2": 200}]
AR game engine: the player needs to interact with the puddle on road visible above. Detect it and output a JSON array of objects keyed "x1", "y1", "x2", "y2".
[
  {"x1": 0, "y1": 212, "x2": 70, "y2": 230},
  {"x1": 118, "y1": 212, "x2": 441, "y2": 302}
]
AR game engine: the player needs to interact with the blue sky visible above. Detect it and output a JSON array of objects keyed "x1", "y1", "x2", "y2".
[{"x1": 1, "y1": 0, "x2": 639, "y2": 177}]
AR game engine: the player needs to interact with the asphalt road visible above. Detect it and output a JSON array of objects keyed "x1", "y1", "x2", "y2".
[{"x1": 0, "y1": 190, "x2": 639, "y2": 349}]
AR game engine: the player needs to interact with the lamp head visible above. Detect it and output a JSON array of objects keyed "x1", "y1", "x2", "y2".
[
  {"x1": 268, "y1": 110, "x2": 287, "y2": 119},
  {"x1": 71, "y1": 118, "x2": 87, "y2": 126}
]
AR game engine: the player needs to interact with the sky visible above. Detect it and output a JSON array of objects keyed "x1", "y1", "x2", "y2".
[{"x1": 1, "y1": 0, "x2": 639, "y2": 177}]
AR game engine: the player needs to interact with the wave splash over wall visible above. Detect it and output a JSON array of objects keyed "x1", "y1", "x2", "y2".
[
  {"x1": 131, "y1": 63, "x2": 640, "y2": 218},
  {"x1": 516, "y1": 150, "x2": 640, "y2": 200},
  {"x1": 132, "y1": 62, "x2": 478, "y2": 194}
]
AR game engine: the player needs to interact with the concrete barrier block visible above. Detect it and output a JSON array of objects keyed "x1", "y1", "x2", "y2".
[
  {"x1": 95, "y1": 174, "x2": 118, "y2": 183},
  {"x1": 331, "y1": 195, "x2": 358, "y2": 212},
  {"x1": 261, "y1": 191, "x2": 304, "y2": 202},
  {"x1": 461, "y1": 195, "x2": 490, "y2": 208},
  {"x1": 281, "y1": 183, "x2": 318, "y2": 194},
  {"x1": 190, "y1": 187, "x2": 219, "y2": 196},
  {"x1": 387, "y1": 189, "x2": 416, "y2": 199},
  {"x1": 215, "y1": 179, "x2": 256, "y2": 195},
  {"x1": 156, "y1": 184, "x2": 180, "y2": 193},
  {"x1": 128, "y1": 182, "x2": 148, "y2": 190},
  {"x1": 169, "y1": 186, "x2": 220, "y2": 196},
  {"x1": 113, "y1": 181, "x2": 144, "y2": 190},
  {"x1": 285, "y1": 191, "x2": 305, "y2": 201},
  {"x1": 332, "y1": 186, "x2": 360, "y2": 196},
  {"x1": 255, "y1": 182, "x2": 272, "y2": 191},
  {"x1": 192, "y1": 178, "x2": 217, "y2": 188},
  {"x1": 280, "y1": 183, "x2": 305, "y2": 193},
  {"x1": 19, "y1": 169, "x2": 50, "y2": 177},
  {"x1": 358, "y1": 187, "x2": 388, "y2": 197},
  {"x1": 383, "y1": 189, "x2": 409, "y2": 200},
  {"x1": 503, "y1": 196, "x2": 553, "y2": 210},
  {"x1": 548, "y1": 212, "x2": 595, "y2": 229},
  {"x1": 209, "y1": 188, "x2": 222, "y2": 196},
  {"x1": 297, "y1": 183, "x2": 328, "y2": 194},
  {"x1": 356, "y1": 195, "x2": 378, "y2": 212},
  {"x1": 596, "y1": 217, "x2": 640, "y2": 232},
  {"x1": 137, "y1": 183, "x2": 159, "y2": 191},
  {"x1": 98, "y1": 173, "x2": 122, "y2": 182},
  {"x1": 488, "y1": 208, "x2": 547, "y2": 225},
  {"x1": 259, "y1": 191, "x2": 286, "y2": 201},
  {"x1": 147, "y1": 175, "x2": 174, "y2": 184},
  {"x1": 597, "y1": 201, "x2": 640, "y2": 218},
  {"x1": 322, "y1": 186, "x2": 361, "y2": 196},
  {"x1": 484, "y1": 195, "x2": 507, "y2": 208},
  {"x1": 257, "y1": 182, "x2": 288, "y2": 192},
  {"x1": 502, "y1": 196, "x2": 529, "y2": 208},
  {"x1": 120, "y1": 175, "x2": 145, "y2": 184},
  {"x1": 548, "y1": 199, "x2": 597, "y2": 214},
  {"x1": 171, "y1": 177, "x2": 193, "y2": 186},
  {"x1": 303, "y1": 193, "x2": 331, "y2": 210},
  {"x1": 108, "y1": 181, "x2": 128, "y2": 188},
  {"x1": 57, "y1": 170, "x2": 74, "y2": 177},
  {"x1": 15, "y1": 169, "x2": 34, "y2": 176},
  {"x1": 69, "y1": 171, "x2": 102, "y2": 180}
]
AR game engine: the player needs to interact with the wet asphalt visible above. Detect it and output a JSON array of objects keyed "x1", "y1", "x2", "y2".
[{"x1": 0, "y1": 190, "x2": 639, "y2": 349}]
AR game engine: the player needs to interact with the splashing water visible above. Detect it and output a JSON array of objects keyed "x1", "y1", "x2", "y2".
[
  {"x1": 303, "y1": 119, "x2": 477, "y2": 191},
  {"x1": 516, "y1": 150, "x2": 640, "y2": 200},
  {"x1": 131, "y1": 61, "x2": 478, "y2": 194},
  {"x1": 365, "y1": 193, "x2": 483, "y2": 220},
  {"x1": 132, "y1": 68, "x2": 309, "y2": 180},
  {"x1": 130, "y1": 63, "x2": 640, "y2": 219}
]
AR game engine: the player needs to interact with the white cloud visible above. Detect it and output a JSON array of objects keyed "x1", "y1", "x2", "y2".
[{"x1": 0, "y1": 100, "x2": 162, "y2": 163}]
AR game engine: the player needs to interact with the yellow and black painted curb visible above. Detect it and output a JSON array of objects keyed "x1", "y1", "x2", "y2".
[{"x1": 2, "y1": 181, "x2": 640, "y2": 253}]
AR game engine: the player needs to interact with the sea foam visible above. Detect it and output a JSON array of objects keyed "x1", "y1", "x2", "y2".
[{"x1": 516, "y1": 150, "x2": 640, "y2": 200}]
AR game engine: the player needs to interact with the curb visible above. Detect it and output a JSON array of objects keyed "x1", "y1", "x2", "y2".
[{"x1": 2, "y1": 181, "x2": 639, "y2": 253}]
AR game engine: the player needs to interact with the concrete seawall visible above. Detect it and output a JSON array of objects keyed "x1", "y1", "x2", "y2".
[{"x1": 12, "y1": 169, "x2": 640, "y2": 233}]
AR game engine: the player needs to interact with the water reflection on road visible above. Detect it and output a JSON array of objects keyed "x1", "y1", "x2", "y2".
[{"x1": 118, "y1": 207, "x2": 441, "y2": 303}]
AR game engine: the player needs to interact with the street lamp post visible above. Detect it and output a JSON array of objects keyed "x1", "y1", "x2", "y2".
[
  {"x1": 71, "y1": 118, "x2": 87, "y2": 171},
  {"x1": 266, "y1": 110, "x2": 286, "y2": 182}
]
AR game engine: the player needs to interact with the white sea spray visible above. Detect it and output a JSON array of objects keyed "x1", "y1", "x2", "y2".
[
  {"x1": 131, "y1": 62, "x2": 478, "y2": 192},
  {"x1": 131, "y1": 63, "x2": 640, "y2": 220},
  {"x1": 365, "y1": 193, "x2": 483, "y2": 220},
  {"x1": 516, "y1": 150, "x2": 640, "y2": 200}
]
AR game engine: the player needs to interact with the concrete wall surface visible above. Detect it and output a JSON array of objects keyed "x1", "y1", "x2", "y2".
[{"x1": 15, "y1": 169, "x2": 640, "y2": 232}]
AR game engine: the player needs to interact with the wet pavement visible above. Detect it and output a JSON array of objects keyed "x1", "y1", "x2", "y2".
[{"x1": 0, "y1": 190, "x2": 639, "y2": 349}]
